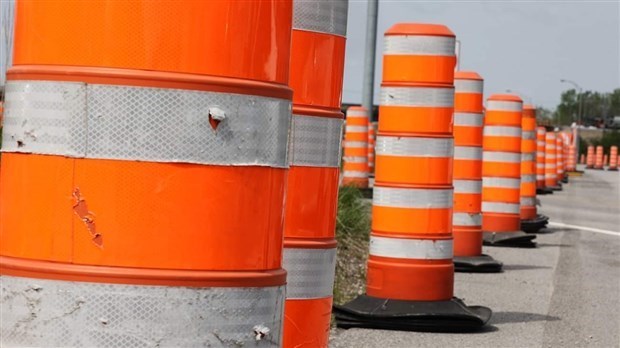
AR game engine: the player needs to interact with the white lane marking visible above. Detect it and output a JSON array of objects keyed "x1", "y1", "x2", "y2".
[{"x1": 547, "y1": 221, "x2": 620, "y2": 237}]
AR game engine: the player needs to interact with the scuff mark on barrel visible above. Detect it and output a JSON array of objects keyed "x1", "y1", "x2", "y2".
[{"x1": 72, "y1": 188, "x2": 103, "y2": 248}]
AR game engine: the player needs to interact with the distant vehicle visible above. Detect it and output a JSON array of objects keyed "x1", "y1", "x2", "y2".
[{"x1": 609, "y1": 116, "x2": 620, "y2": 129}]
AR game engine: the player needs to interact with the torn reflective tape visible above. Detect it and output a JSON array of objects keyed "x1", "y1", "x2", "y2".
[
  {"x1": 2, "y1": 80, "x2": 291, "y2": 167},
  {"x1": 453, "y1": 212, "x2": 482, "y2": 226},
  {"x1": 380, "y1": 86, "x2": 454, "y2": 107},
  {"x1": 376, "y1": 136, "x2": 453, "y2": 157}
]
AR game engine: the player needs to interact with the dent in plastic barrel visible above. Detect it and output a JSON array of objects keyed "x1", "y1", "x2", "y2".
[
  {"x1": 282, "y1": 1, "x2": 348, "y2": 347},
  {"x1": 481, "y1": 94, "x2": 523, "y2": 233},
  {"x1": 0, "y1": 1, "x2": 293, "y2": 346}
]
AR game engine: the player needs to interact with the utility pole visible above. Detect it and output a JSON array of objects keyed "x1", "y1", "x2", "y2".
[
  {"x1": 560, "y1": 79, "x2": 583, "y2": 125},
  {"x1": 361, "y1": 0, "x2": 379, "y2": 120}
]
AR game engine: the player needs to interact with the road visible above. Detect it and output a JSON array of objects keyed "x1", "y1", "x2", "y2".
[{"x1": 330, "y1": 166, "x2": 620, "y2": 348}]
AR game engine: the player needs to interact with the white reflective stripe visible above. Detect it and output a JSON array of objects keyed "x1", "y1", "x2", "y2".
[
  {"x1": 454, "y1": 180, "x2": 482, "y2": 194},
  {"x1": 0, "y1": 275, "x2": 284, "y2": 347},
  {"x1": 346, "y1": 125, "x2": 368, "y2": 133},
  {"x1": 483, "y1": 126, "x2": 521, "y2": 137},
  {"x1": 520, "y1": 197, "x2": 536, "y2": 206},
  {"x1": 453, "y1": 212, "x2": 482, "y2": 226},
  {"x1": 486, "y1": 100, "x2": 522, "y2": 112},
  {"x1": 482, "y1": 201, "x2": 520, "y2": 214},
  {"x1": 293, "y1": 0, "x2": 348, "y2": 37},
  {"x1": 521, "y1": 174, "x2": 536, "y2": 183},
  {"x1": 383, "y1": 35, "x2": 455, "y2": 56},
  {"x1": 369, "y1": 236, "x2": 453, "y2": 260},
  {"x1": 537, "y1": 129, "x2": 545, "y2": 135},
  {"x1": 545, "y1": 173, "x2": 557, "y2": 178},
  {"x1": 454, "y1": 113, "x2": 483, "y2": 127},
  {"x1": 483, "y1": 151, "x2": 521, "y2": 163},
  {"x1": 536, "y1": 163, "x2": 545, "y2": 168},
  {"x1": 282, "y1": 248, "x2": 336, "y2": 299},
  {"x1": 483, "y1": 177, "x2": 520, "y2": 189},
  {"x1": 2, "y1": 81, "x2": 291, "y2": 167},
  {"x1": 376, "y1": 136, "x2": 453, "y2": 157},
  {"x1": 546, "y1": 154, "x2": 556, "y2": 159},
  {"x1": 380, "y1": 86, "x2": 454, "y2": 107},
  {"x1": 537, "y1": 141, "x2": 546, "y2": 146},
  {"x1": 346, "y1": 109, "x2": 367, "y2": 117},
  {"x1": 521, "y1": 153, "x2": 535, "y2": 161},
  {"x1": 454, "y1": 146, "x2": 482, "y2": 160},
  {"x1": 345, "y1": 141, "x2": 367, "y2": 148},
  {"x1": 344, "y1": 156, "x2": 367, "y2": 163},
  {"x1": 454, "y1": 79, "x2": 483, "y2": 94},
  {"x1": 546, "y1": 145, "x2": 557, "y2": 150},
  {"x1": 545, "y1": 134, "x2": 556, "y2": 140},
  {"x1": 289, "y1": 115, "x2": 342, "y2": 167},
  {"x1": 536, "y1": 175, "x2": 545, "y2": 180},
  {"x1": 373, "y1": 186, "x2": 453, "y2": 208},
  {"x1": 522, "y1": 131, "x2": 536, "y2": 140},
  {"x1": 343, "y1": 170, "x2": 368, "y2": 178}
]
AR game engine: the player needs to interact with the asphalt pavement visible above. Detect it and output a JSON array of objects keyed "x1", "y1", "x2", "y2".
[{"x1": 330, "y1": 166, "x2": 620, "y2": 347}]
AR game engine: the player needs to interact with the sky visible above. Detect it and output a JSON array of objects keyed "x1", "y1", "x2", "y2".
[
  {"x1": 343, "y1": 0, "x2": 620, "y2": 109},
  {"x1": 2, "y1": 1, "x2": 619, "y2": 109}
]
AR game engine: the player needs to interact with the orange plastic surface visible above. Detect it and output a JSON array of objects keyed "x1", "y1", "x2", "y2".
[
  {"x1": 372, "y1": 206, "x2": 452, "y2": 235},
  {"x1": 375, "y1": 156, "x2": 452, "y2": 186},
  {"x1": 378, "y1": 106, "x2": 454, "y2": 135},
  {"x1": 383, "y1": 56, "x2": 456, "y2": 84},
  {"x1": 283, "y1": 297, "x2": 333, "y2": 348},
  {"x1": 13, "y1": 0, "x2": 293, "y2": 84},
  {"x1": 482, "y1": 213, "x2": 520, "y2": 232},
  {"x1": 453, "y1": 227, "x2": 483, "y2": 257}
]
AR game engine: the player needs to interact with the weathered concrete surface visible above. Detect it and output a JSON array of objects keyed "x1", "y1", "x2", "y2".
[{"x1": 330, "y1": 166, "x2": 620, "y2": 347}]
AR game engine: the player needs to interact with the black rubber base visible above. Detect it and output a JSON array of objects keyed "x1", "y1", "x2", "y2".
[
  {"x1": 536, "y1": 187, "x2": 554, "y2": 195},
  {"x1": 608, "y1": 168, "x2": 619, "y2": 171},
  {"x1": 333, "y1": 295, "x2": 492, "y2": 332},
  {"x1": 454, "y1": 254, "x2": 503, "y2": 273},
  {"x1": 483, "y1": 231, "x2": 537, "y2": 248},
  {"x1": 548, "y1": 184, "x2": 563, "y2": 191},
  {"x1": 521, "y1": 214, "x2": 550, "y2": 233},
  {"x1": 561, "y1": 176, "x2": 569, "y2": 183}
]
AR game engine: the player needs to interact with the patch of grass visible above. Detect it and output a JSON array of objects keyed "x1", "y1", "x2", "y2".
[{"x1": 333, "y1": 186, "x2": 371, "y2": 305}]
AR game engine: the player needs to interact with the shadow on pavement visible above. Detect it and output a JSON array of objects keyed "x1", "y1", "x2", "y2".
[
  {"x1": 490, "y1": 311, "x2": 560, "y2": 324},
  {"x1": 502, "y1": 264, "x2": 552, "y2": 271}
]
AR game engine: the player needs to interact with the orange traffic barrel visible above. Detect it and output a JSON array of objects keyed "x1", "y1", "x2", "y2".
[
  {"x1": 0, "y1": 1, "x2": 292, "y2": 345},
  {"x1": 536, "y1": 127, "x2": 546, "y2": 189},
  {"x1": 586, "y1": 145, "x2": 595, "y2": 168},
  {"x1": 369, "y1": 121, "x2": 377, "y2": 173},
  {"x1": 334, "y1": 23, "x2": 491, "y2": 332},
  {"x1": 481, "y1": 94, "x2": 536, "y2": 247},
  {"x1": 545, "y1": 132, "x2": 559, "y2": 188},
  {"x1": 282, "y1": 1, "x2": 348, "y2": 346},
  {"x1": 382, "y1": 23, "x2": 456, "y2": 85},
  {"x1": 520, "y1": 107, "x2": 548, "y2": 232},
  {"x1": 609, "y1": 146, "x2": 618, "y2": 171},
  {"x1": 566, "y1": 145, "x2": 577, "y2": 172},
  {"x1": 343, "y1": 106, "x2": 369, "y2": 187},
  {"x1": 520, "y1": 106, "x2": 537, "y2": 220},
  {"x1": 555, "y1": 135, "x2": 565, "y2": 179},
  {"x1": 452, "y1": 71, "x2": 502, "y2": 272},
  {"x1": 594, "y1": 145, "x2": 604, "y2": 169},
  {"x1": 580, "y1": 154, "x2": 585, "y2": 164}
]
